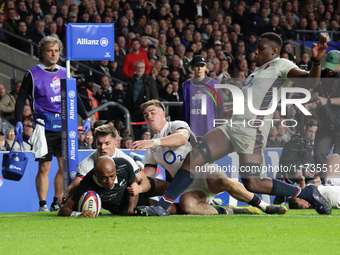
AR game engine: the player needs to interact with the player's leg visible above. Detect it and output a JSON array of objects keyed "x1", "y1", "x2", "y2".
[
  {"x1": 49, "y1": 131, "x2": 63, "y2": 211},
  {"x1": 206, "y1": 169, "x2": 287, "y2": 214},
  {"x1": 181, "y1": 128, "x2": 234, "y2": 172},
  {"x1": 36, "y1": 160, "x2": 51, "y2": 212},
  {"x1": 146, "y1": 129, "x2": 233, "y2": 215},
  {"x1": 180, "y1": 191, "x2": 218, "y2": 215},
  {"x1": 325, "y1": 153, "x2": 340, "y2": 185},
  {"x1": 239, "y1": 154, "x2": 331, "y2": 214},
  {"x1": 51, "y1": 156, "x2": 63, "y2": 211}
]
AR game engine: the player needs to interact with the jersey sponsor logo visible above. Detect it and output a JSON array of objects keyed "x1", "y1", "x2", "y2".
[
  {"x1": 50, "y1": 76, "x2": 61, "y2": 94},
  {"x1": 76, "y1": 37, "x2": 109, "y2": 47},
  {"x1": 119, "y1": 179, "x2": 127, "y2": 187},
  {"x1": 77, "y1": 38, "x2": 99, "y2": 45}
]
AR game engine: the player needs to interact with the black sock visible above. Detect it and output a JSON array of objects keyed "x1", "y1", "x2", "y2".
[
  {"x1": 271, "y1": 179, "x2": 303, "y2": 197},
  {"x1": 249, "y1": 194, "x2": 261, "y2": 207},
  {"x1": 156, "y1": 168, "x2": 194, "y2": 209},
  {"x1": 52, "y1": 197, "x2": 58, "y2": 204},
  {"x1": 39, "y1": 201, "x2": 47, "y2": 207}
]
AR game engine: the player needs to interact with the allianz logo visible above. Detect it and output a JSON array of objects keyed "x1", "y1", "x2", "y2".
[{"x1": 76, "y1": 37, "x2": 109, "y2": 47}]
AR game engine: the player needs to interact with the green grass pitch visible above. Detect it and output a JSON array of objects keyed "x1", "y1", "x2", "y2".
[{"x1": 2, "y1": 208, "x2": 340, "y2": 255}]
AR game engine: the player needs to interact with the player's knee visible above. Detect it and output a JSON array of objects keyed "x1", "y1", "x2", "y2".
[
  {"x1": 179, "y1": 194, "x2": 198, "y2": 214},
  {"x1": 242, "y1": 178, "x2": 261, "y2": 193},
  {"x1": 38, "y1": 162, "x2": 51, "y2": 174},
  {"x1": 193, "y1": 138, "x2": 212, "y2": 164}
]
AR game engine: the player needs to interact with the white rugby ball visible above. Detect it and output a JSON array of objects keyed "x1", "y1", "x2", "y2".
[{"x1": 78, "y1": 190, "x2": 101, "y2": 217}]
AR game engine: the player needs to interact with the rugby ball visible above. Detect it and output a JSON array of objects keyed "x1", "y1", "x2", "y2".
[{"x1": 78, "y1": 191, "x2": 101, "y2": 217}]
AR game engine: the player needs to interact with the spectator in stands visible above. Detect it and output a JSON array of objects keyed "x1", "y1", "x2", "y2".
[
  {"x1": 115, "y1": 36, "x2": 127, "y2": 69},
  {"x1": 109, "y1": 61, "x2": 126, "y2": 83},
  {"x1": 95, "y1": 75, "x2": 115, "y2": 121},
  {"x1": 32, "y1": 2, "x2": 44, "y2": 22},
  {"x1": 22, "y1": 122, "x2": 33, "y2": 151},
  {"x1": 0, "y1": 81, "x2": 22, "y2": 124},
  {"x1": 83, "y1": 130, "x2": 94, "y2": 149},
  {"x1": 46, "y1": 21, "x2": 58, "y2": 36},
  {"x1": 29, "y1": 20, "x2": 46, "y2": 55},
  {"x1": 330, "y1": 20, "x2": 340, "y2": 42},
  {"x1": 10, "y1": 20, "x2": 31, "y2": 54},
  {"x1": 0, "y1": 10, "x2": 6, "y2": 43},
  {"x1": 266, "y1": 126, "x2": 282, "y2": 148},
  {"x1": 276, "y1": 124, "x2": 289, "y2": 145},
  {"x1": 282, "y1": 42, "x2": 295, "y2": 62},
  {"x1": 306, "y1": 20, "x2": 320, "y2": 41},
  {"x1": 59, "y1": 5, "x2": 68, "y2": 20},
  {"x1": 122, "y1": 38, "x2": 151, "y2": 79},
  {"x1": 160, "y1": 83, "x2": 174, "y2": 101},
  {"x1": 124, "y1": 61, "x2": 158, "y2": 139},
  {"x1": 297, "y1": 52, "x2": 312, "y2": 71},
  {"x1": 318, "y1": 20, "x2": 331, "y2": 42},
  {"x1": 313, "y1": 50, "x2": 340, "y2": 181},
  {"x1": 3, "y1": 8, "x2": 18, "y2": 35},
  {"x1": 0, "y1": 131, "x2": 5, "y2": 151},
  {"x1": 121, "y1": 136, "x2": 133, "y2": 149},
  {"x1": 169, "y1": 55, "x2": 186, "y2": 78},
  {"x1": 5, "y1": 128, "x2": 20, "y2": 151},
  {"x1": 120, "y1": 127, "x2": 130, "y2": 139},
  {"x1": 187, "y1": 0, "x2": 209, "y2": 21},
  {"x1": 140, "y1": 127, "x2": 152, "y2": 140},
  {"x1": 77, "y1": 75, "x2": 99, "y2": 120},
  {"x1": 156, "y1": 32, "x2": 167, "y2": 58},
  {"x1": 0, "y1": 111, "x2": 14, "y2": 135},
  {"x1": 262, "y1": 14, "x2": 285, "y2": 39},
  {"x1": 93, "y1": 60, "x2": 111, "y2": 85},
  {"x1": 147, "y1": 44, "x2": 158, "y2": 61},
  {"x1": 156, "y1": 66, "x2": 170, "y2": 89}
]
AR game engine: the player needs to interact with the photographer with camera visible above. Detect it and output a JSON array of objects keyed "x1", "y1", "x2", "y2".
[
  {"x1": 312, "y1": 50, "x2": 340, "y2": 182},
  {"x1": 274, "y1": 119, "x2": 320, "y2": 204}
]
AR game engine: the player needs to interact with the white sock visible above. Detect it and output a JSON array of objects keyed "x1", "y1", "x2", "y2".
[{"x1": 257, "y1": 200, "x2": 269, "y2": 211}]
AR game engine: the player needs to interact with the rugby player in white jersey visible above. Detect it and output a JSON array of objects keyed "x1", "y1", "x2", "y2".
[
  {"x1": 289, "y1": 153, "x2": 340, "y2": 209},
  {"x1": 133, "y1": 33, "x2": 331, "y2": 216},
  {"x1": 133, "y1": 100, "x2": 287, "y2": 215}
]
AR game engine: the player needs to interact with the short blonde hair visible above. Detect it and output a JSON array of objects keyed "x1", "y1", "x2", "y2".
[
  {"x1": 140, "y1": 99, "x2": 165, "y2": 113},
  {"x1": 94, "y1": 124, "x2": 118, "y2": 139}
]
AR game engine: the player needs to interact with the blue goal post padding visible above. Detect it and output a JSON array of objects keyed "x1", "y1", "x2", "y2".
[{"x1": 66, "y1": 23, "x2": 115, "y2": 61}]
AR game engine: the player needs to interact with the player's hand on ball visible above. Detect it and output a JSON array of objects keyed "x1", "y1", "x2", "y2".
[
  {"x1": 80, "y1": 210, "x2": 96, "y2": 217},
  {"x1": 57, "y1": 196, "x2": 66, "y2": 207}
]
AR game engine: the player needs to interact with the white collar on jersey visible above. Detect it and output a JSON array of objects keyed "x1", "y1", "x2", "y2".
[
  {"x1": 38, "y1": 63, "x2": 60, "y2": 70},
  {"x1": 93, "y1": 173, "x2": 118, "y2": 190},
  {"x1": 256, "y1": 57, "x2": 280, "y2": 70}
]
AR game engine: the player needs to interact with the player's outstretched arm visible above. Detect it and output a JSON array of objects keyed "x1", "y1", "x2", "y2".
[
  {"x1": 132, "y1": 129, "x2": 190, "y2": 151},
  {"x1": 60, "y1": 176, "x2": 83, "y2": 206},
  {"x1": 126, "y1": 194, "x2": 139, "y2": 216},
  {"x1": 288, "y1": 34, "x2": 327, "y2": 88},
  {"x1": 58, "y1": 198, "x2": 94, "y2": 217}
]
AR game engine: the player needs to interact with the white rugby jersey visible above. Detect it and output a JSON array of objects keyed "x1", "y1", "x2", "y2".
[
  {"x1": 77, "y1": 148, "x2": 139, "y2": 176},
  {"x1": 144, "y1": 121, "x2": 192, "y2": 177},
  {"x1": 235, "y1": 58, "x2": 298, "y2": 123},
  {"x1": 318, "y1": 185, "x2": 340, "y2": 209}
]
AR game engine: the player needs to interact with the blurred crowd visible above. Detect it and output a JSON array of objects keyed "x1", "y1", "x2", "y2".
[{"x1": 1, "y1": 0, "x2": 340, "y2": 148}]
